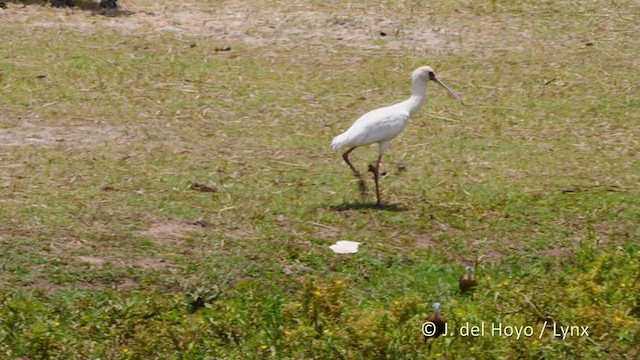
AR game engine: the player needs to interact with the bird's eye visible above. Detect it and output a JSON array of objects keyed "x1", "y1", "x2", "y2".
[{"x1": 428, "y1": 71, "x2": 436, "y2": 79}]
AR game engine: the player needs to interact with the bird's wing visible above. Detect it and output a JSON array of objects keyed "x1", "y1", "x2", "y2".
[{"x1": 345, "y1": 107, "x2": 410, "y2": 146}]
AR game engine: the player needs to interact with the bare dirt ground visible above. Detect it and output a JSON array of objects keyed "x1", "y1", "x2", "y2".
[
  {"x1": 1, "y1": 0, "x2": 453, "y2": 51},
  {"x1": 139, "y1": 218, "x2": 206, "y2": 244},
  {"x1": 0, "y1": 117, "x2": 130, "y2": 147}
]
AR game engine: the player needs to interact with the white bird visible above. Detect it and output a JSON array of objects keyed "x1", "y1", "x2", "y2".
[
  {"x1": 331, "y1": 66, "x2": 463, "y2": 206},
  {"x1": 329, "y1": 240, "x2": 360, "y2": 254}
]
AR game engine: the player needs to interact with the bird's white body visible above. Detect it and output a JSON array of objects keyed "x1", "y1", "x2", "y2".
[
  {"x1": 330, "y1": 104, "x2": 410, "y2": 154},
  {"x1": 330, "y1": 68, "x2": 429, "y2": 156}
]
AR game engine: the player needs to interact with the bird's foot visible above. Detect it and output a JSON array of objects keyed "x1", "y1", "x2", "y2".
[
  {"x1": 368, "y1": 164, "x2": 386, "y2": 177},
  {"x1": 358, "y1": 179, "x2": 367, "y2": 193},
  {"x1": 350, "y1": 172, "x2": 366, "y2": 192}
]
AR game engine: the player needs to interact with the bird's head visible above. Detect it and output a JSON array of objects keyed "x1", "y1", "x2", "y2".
[
  {"x1": 412, "y1": 66, "x2": 465, "y2": 105},
  {"x1": 433, "y1": 302, "x2": 441, "y2": 314},
  {"x1": 466, "y1": 266, "x2": 474, "y2": 276},
  {"x1": 412, "y1": 66, "x2": 436, "y2": 80}
]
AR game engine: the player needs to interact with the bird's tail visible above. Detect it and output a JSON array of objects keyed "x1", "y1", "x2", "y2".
[{"x1": 330, "y1": 132, "x2": 350, "y2": 152}]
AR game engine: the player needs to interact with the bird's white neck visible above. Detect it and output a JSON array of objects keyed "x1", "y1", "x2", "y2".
[{"x1": 402, "y1": 77, "x2": 428, "y2": 116}]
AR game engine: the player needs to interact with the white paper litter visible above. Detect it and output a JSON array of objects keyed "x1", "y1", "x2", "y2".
[{"x1": 330, "y1": 240, "x2": 360, "y2": 254}]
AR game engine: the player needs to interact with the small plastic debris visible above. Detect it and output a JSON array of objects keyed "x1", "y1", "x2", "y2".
[{"x1": 330, "y1": 240, "x2": 360, "y2": 254}]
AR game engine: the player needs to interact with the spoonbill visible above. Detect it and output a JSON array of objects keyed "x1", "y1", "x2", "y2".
[{"x1": 330, "y1": 66, "x2": 463, "y2": 206}]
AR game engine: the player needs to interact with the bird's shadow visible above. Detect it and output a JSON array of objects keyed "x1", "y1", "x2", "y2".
[{"x1": 329, "y1": 202, "x2": 407, "y2": 212}]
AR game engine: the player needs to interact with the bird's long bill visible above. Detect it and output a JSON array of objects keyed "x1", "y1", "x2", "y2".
[{"x1": 432, "y1": 77, "x2": 465, "y2": 105}]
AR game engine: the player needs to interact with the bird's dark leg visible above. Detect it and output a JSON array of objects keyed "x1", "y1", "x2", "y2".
[
  {"x1": 342, "y1": 147, "x2": 366, "y2": 192},
  {"x1": 369, "y1": 155, "x2": 383, "y2": 206},
  {"x1": 342, "y1": 147, "x2": 360, "y2": 178}
]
